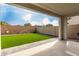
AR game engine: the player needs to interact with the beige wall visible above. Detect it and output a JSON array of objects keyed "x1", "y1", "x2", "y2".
[
  {"x1": 1, "y1": 25, "x2": 35, "y2": 34},
  {"x1": 36, "y1": 26, "x2": 58, "y2": 36},
  {"x1": 67, "y1": 24, "x2": 79, "y2": 39}
]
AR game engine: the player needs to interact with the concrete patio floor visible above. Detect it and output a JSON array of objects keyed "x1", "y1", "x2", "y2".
[
  {"x1": 33, "y1": 40, "x2": 69, "y2": 56},
  {"x1": 34, "y1": 40, "x2": 79, "y2": 56},
  {"x1": 3, "y1": 38, "x2": 79, "y2": 56}
]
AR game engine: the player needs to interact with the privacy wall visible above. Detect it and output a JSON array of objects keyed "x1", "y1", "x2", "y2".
[
  {"x1": 36, "y1": 26, "x2": 58, "y2": 36},
  {"x1": 1, "y1": 25, "x2": 35, "y2": 34}
]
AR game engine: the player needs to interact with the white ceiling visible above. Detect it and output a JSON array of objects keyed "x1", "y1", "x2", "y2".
[{"x1": 34, "y1": 3, "x2": 79, "y2": 16}]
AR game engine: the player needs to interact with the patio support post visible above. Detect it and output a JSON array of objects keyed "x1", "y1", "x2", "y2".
[{"x1": 59, "y1": 16, "x2": 68, "y2": 40}]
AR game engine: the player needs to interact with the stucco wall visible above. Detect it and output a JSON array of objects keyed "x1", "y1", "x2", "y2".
[{"x1": 67, "y1": 24, "x2": 79, "y2": 39}]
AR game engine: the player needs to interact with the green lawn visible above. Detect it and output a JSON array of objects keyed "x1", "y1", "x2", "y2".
[{"x1": 1, "y1": 33, "x2": 51, "y2": 49}]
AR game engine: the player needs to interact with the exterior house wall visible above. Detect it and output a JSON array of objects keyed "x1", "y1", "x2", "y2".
[{"x1": 67, "y1": 24, "x2": 79, "y2": 39}]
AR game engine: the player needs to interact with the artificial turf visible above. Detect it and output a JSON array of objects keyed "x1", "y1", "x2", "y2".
[{"x1": 1, "y1": 33, "x2": 51, "y2": 49}]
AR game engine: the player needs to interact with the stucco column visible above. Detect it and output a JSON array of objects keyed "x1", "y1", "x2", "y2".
[{"x1": 59, "y1": 16, "x2": 68, "y2": 40}]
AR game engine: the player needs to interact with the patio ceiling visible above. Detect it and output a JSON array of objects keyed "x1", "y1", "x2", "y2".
[
  {"x1": 10, "y1": 3, "x2": 79, "y2": 17},
  {"x1": 33, "y1": 3, "x2": 79, "y2": 16}
]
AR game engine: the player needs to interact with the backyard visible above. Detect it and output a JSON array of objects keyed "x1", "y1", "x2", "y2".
[{"x1": 1, "y1": 33, "x2": 51, "y2": 49}]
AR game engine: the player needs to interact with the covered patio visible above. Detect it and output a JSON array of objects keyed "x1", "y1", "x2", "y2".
[{"x1": 5, "y1": 3, "x2": 79, "y2": 56}]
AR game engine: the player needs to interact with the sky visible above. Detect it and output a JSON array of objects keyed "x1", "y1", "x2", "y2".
[{"x1": 0, "y1": 3, "x2": 59, "y2": 26}]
